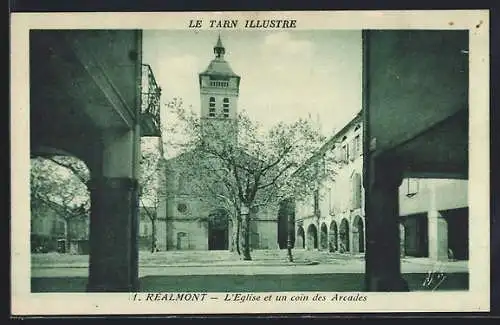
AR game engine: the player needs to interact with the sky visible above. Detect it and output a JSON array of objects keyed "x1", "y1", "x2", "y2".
[{"x1": 142, "y1": 30, "x2": 362, "y2": 155}]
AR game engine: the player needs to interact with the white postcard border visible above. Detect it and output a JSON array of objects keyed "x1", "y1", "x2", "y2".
[{"x1": 11, "y1": 10, "x2": 490, "y2": 315}]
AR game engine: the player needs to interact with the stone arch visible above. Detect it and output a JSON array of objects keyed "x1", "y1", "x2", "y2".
[
  {"x1": 352, "y1": 215, "x2": 365, "y2": 254},
  {"x1": 339, "y1": 218, "x2": 350, "y2": 253},
  {"x1": 320, "y1": 222, "x2": 328, "y2": 250},
  {"x1": 296, "y1": 226, "x2": 305, "y2": 249},
  {"x1": 306, "y1": 224, "x2": 318, "y2": 250},
  {"x1": 208, "y1": 208, "x2": 229, "y2": 250},
  {"x1": 329, "y1": 220, "x2": 338, "y2": 252}
]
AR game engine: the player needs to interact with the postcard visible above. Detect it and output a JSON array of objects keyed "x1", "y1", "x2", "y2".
[{"x1": 11, "y1": 10, "x2": 490, "y2": 315}]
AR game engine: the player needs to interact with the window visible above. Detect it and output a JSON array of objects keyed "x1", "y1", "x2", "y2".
[
  {"x1": 351, "y1": 173, "x2": 362, "y2": 210},
  {"x1": 210, "y1": 80, "x2": 229, "y2": 88},
  {"x1": 342, "y1": 144, "x2": 348, "y2": 162},
  {"x1": 328, "y1": 187, "x2": 334, "y2": 215},
  {"x1": 177, "y1": 203, "x2": 188, "y2": 213},
  {"x1": 209, "y1": 97, "x2": 216, "y2": 117},
  {"x1": 405, "y1": 178, "x2": 419, "y2": 197},
  {"x1": 313, "y1": 189, "x2": 320, "y2": 215},
  {"x1": 354, "y1": 135, "x2": 361, "y2": 156},
  {"x1": 349, "y1": 139, "x2": 355, "y2": 161},
  {"x1": 53, "y1": 220, "x2": 65, "y2": 236},
  {"x1": 222, "y1": 97, "x2": 230, "y2": 117},
  {"x1": 341, "y1": 136, "x2": 348, "y2": 162}
]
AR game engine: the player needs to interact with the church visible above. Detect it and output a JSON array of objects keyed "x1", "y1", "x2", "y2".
[{"x1": 163, "y1": 36, "x2": 280, "y2": 251}]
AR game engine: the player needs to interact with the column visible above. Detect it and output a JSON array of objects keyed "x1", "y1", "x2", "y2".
[
  {"x1": 87, "y1": 127, "x2": 141, "y2": 292},
  {"x1": 364, "y1": 155, "x2": 409, "y2": 292},
  {"x1": 428, "y1": 210, "x2": 449, "y2": 261},
  {"x1": 399, "y1": 223, "x2": 406, "y2": 258}
]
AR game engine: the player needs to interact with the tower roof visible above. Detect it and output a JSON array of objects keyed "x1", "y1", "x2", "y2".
[
  {"x1": 200, "y1": 35, "x2": 240, "y2": 78},
  {"x1": 215, "y1": 34, "x2": 224, "y2": 49},
  {"x1": 201, "y1": 59, "x2": 239, "y2": 77}
]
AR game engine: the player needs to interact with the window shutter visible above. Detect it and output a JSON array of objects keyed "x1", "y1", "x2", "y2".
[
  {"x1": 334, "y1": 146, "x2": 342, "y2": 163},
  {"x1": 354, "y1": 173, "x2": 361, "y2": 209},
  {"x1": 350, "y1": 176, "x2": 355, "y2": 210},
  {"x1": 349, "y1": 139, "x2": 355, "y2": 161},
  {"x1": 356, "y1": 135, "x2": 362, "y2": 157}
]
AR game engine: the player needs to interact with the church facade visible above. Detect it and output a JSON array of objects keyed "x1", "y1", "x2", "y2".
[{"x1": 163, "y1": 36, "x2": 279, "y2": 251}]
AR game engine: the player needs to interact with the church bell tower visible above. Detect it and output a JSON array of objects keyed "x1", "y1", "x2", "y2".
[{"x1": 199, "y1": 35, "x2": 241, "y2": 145}]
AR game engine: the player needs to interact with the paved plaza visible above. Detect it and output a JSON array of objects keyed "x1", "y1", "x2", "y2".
[{"x1": 30, "y1": 250, "x2": 468, "y2": 292}]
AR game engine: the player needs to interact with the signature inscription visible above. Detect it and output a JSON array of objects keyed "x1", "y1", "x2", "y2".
[{"x1": 422, "y1": 262, "x2": 448, "y2": 291}]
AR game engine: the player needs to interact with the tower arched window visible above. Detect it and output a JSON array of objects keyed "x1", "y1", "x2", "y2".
[
  {"x1": 222, "y1": 97, "x2": 230, "y2": 118},
  {"x1": 209, "y1": 97, "x2": 216, "y2": 117}
]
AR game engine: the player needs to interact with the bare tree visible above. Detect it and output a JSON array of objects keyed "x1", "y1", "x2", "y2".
[
  {"x1": 139, "y1": 138, "x2": 166, "y2": 253},
  {"x1": 30, "y1": 156, "x2": 90, "y2": 253},
  {"x1": 164, "y1": 98, "x2": 339, "y2": 261}
]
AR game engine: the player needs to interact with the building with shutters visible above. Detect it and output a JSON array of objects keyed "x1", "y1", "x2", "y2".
[
  {"x1": 31, "y1": 202, "x2": 90, "y2": 254},
  {"x1": 295, "y1": 111, "x2": 365, "y2": 254},
  {"x1": 294, "y1": 110, "x2": 469, "y2": 262}
]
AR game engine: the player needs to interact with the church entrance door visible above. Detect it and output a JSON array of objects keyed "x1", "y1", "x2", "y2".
[{"x1": 208, "y1": 209, "x2": 229, "y2": 250}]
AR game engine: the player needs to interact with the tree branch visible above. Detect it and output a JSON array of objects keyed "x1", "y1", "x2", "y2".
[
  {"x1": 257, "y1": 162, "x2": 296, "y2": 191},
  {"x1": 46, "y1": 157, "x2": 89, "y2": 186}
]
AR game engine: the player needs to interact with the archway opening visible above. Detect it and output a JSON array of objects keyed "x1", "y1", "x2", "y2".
[
  {"x1": 306, "y1": 224, "x2": 318, "y2": 250},
  {"x1": 352, "y1": 216, "x2": 365, "y2": 254},
  {"x1": 339, "y1": 218, "x2": 350, "y2": 253},
  {"x1": 208, "y1": 208, "x2": 229, "y2": 250},
  {"x1": 296, "y1": 226, "x2": 305, "y2": 249},
  {"x1": 320, "y1": 223, "x2": 328, "y2": 250},
  {"x1": 329, "y1": 221, "x2": 338, "y2": 252}
]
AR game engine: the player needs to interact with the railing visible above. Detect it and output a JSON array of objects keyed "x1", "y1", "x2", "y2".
[
  {"x1": 210, "y1": 80, "x2": 229, "y2": 88},
  {"x1": 141, "y1": 64, "x2": 162, "y2": 134}
]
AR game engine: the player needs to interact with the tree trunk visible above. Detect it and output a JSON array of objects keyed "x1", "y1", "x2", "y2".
[
  {"x1": 242, "y1": 213, "x2": 252, "y2": 261},
  {"x1": 236, "y1": 217, "x2": 241, "y2": 255},
  {"x1": 65, "y1": 219, "x2": 71, "y2": 254},
  {"x1": 232, "y1": 216, "x2": 241, "y2": 255},
  {"x1": 287, "y1": 214, "x2": 294, "y2": 262},
  {"x1": 150, "y1": 218, "x2": 157, "y2": 253}
]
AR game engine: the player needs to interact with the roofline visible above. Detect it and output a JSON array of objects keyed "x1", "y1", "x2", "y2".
[
  {"x1": 199, "y1": 72, "x2": 241, "y2": 79},
  {"x1": 323, "y1": 109, "x2": 363, "y2": 147},
  {"x1": 292, "y1": 109, "x2": 363, "y2": 176}
]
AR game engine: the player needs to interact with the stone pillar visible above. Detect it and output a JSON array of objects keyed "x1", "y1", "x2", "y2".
[
  {"x1": 428, "y1": 210, "x2": 449, "y2": 261},
  {"x1": 364, "y1": 156, "x2": 409, "y2": 292},
  {"x1": 87, "y1": 128, "x2": 141, "y2": 292},
  {"x1": 399, "y1": 223, "x2": 406, "y2": 258}
]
